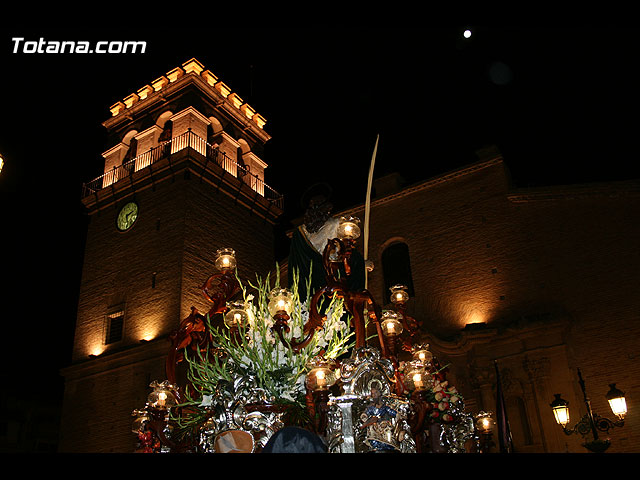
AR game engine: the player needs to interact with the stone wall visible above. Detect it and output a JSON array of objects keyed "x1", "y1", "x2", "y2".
[
  {"x1": 61, "y1": 168, "x2": 277, "y2": 453},
  {"x1": 340, "y1": 154, "x2": 640, "y2": 452}
]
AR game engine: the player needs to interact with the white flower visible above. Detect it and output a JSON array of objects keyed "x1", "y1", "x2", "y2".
[
  {"x1": 191, "y1": 275, "x2": 355, "y2": 405},
  {"x1": 292, "y1": 325, "x2": 303, "y2": 339}
]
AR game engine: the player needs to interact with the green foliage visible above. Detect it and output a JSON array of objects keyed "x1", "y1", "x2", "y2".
[{"x1": 171, "y1": 266, "x2": 355, "y2": 433}]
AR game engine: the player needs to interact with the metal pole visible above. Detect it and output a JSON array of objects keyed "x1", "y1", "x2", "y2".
[{"x1": 577, "y1": 368, "x2": 599, "y2": 441}]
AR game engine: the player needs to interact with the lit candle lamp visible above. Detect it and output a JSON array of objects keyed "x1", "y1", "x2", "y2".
[
  {"x1": 381, "y1": 310, "x2": 403, "y2": 337},
  {"x1": 412, "y1": 344, "x2": 433, "y2": 365},
  {"x1": 147, "y1": 380, "x2": 178, "y2": 410},
  {"x1": 268, "y1": 288, "x2": 293, "y2": 317},
  {"x1": 316, "y1": 370, "x2": 327, "y2": 388},
  {"x1": 475, "y1": 411, "x2": 494, "y2": 433},
  {"x1": 215, "y1": 247, "x2": 236, "y2": 272},
  {"x1": 305, "y1": 358, "x2": 336, "y2": 392},
  {"x1": 337, "y1": 216, "x2": 361, "y2": 241},
  {"x1": 390, "y1": 284, "x2": 409, "y2": 305},
  {"x1": 405, "y1": 360, "x2": 429, "y2": 391},
  {"x1": 224, "y1": 301, "x2": 249, "y2": 329},
  {"x1": 131, "y1": 409, "x2": 150, "y2": 433}
]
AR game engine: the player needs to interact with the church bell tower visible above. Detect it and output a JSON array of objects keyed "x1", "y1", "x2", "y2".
[{"x1": 60, "y1": 58, "x2": 283, "y2": 453}]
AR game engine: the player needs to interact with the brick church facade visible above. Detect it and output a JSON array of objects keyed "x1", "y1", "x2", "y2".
[
  {"x1": 338, "y1": 147, "x2": 640, "y2": 453},
  {"x1": 60, "y1": 58, "x2": 640, "y2": 453}
]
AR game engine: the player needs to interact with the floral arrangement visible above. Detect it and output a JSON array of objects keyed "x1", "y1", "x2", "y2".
[
  {"x1": 424, "y1": 378, "x2": 463, "y2": 423},
  {"x1": 172, "y1": 267, "x2": 355, "y2": 433}
]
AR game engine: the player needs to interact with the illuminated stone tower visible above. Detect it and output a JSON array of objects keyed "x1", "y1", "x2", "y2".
[{"x1": 60, "y1": 58, "x2": 283, "y2": 453}]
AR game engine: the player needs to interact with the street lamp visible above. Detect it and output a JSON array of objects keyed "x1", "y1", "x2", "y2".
[
  {"x1": 550, "y1": 394, "x2": 570, "y2": 427},
  {"x1": 550, "y1": 368, "x2": 627, "y2": 452},
  {"x1": 605, "y1": 384, "x2": 627, "y2": 420}
]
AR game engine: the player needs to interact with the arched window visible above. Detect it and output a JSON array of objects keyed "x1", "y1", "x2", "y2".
[
  {"x1": 121, "y1": 131, "x2": 138, "y2": 175},
  {"x1": 123, "y1": 137, "x2": 138, "y2": 162},
  {"x1": 381, "y1": 242, "x2": 415, "y2": 303},
  {"x1": 156, "y1": 111, "x2": 173, "y2": 159},
  {"x1": 159, "y1": 120, "x2": 172, "y2": 143}
]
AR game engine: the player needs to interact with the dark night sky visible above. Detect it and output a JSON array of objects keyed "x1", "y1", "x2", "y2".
[{"x1": 1, "y1": 26, "x2": 639, "y2": 399}]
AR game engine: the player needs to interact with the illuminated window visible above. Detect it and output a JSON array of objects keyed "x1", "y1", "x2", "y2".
[
  {"x1": 104, "y1": 310, "x2": 125, "y2": 345},
  {"x1": 381, "y1": 242, "x2": 415, "y2": 303}
]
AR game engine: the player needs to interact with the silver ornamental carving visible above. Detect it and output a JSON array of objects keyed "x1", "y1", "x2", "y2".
[
  {"x1": 438, "y1": 403, "x2": 476, "y2": 453},
  {"x1": 198, "y1": 374, "x2": 284, "y2": 453},
  {"x1": 326, "y1": 347, "x2": 416, "y2": 453}
]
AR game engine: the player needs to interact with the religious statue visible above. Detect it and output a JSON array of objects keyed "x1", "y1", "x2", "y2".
[
  {"x1": 359, "y1": 383, "x2": 399, "y2": 452},
  {"x1": 288, "y1": 183, "x2": 365, "y2": 298},
  {"x1": 356, "y1": 380, "x2": 417, "y2": 452}
]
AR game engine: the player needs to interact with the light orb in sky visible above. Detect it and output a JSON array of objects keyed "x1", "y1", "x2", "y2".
[{"x1": 463, "y1": 29, "x2": 472, "y2": 39}]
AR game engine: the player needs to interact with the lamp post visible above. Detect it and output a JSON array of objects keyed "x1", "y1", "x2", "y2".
[{"x1": 550, "y1": 368, "x2": 627, "y2": 453}]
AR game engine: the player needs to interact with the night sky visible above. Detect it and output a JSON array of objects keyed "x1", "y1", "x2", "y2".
[{"x1": 1, "y1": 27, "x2": 639, "y2": 406}]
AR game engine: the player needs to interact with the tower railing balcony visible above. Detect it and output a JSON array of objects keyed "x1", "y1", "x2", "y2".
[{"x1": 81, "y1": 130, "x2": 283, "y2": 210}]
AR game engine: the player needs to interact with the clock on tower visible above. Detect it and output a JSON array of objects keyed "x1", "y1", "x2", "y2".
[{"x1": 116, "y1": 201, "x2": 138, "y2": 231}]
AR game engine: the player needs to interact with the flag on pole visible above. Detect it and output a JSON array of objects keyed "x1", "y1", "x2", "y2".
[{"x1": 494, "y1": 360, "x2": 514, "y2": 453}]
